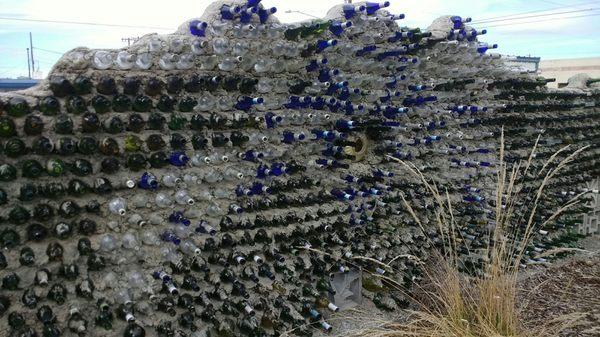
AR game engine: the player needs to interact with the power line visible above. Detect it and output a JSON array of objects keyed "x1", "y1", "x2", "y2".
[
  {"x1": 0, "y1": 16, "x2": 172, "y2": 31},
  {"x1": 34, "y1": 47, "x2": 64, "y2": 55},
  {"x1": 471, "y1": 0, "x2": 600, "y2": 23},
  {"x1": 472, "y1": 7, "x2": 600, "y2": 25},
  {"x1": 477, "y1": 12, "x2": 600, "y2": 28}
]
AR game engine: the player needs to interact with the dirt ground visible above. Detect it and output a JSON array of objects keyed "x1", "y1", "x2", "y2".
[
  {"x1": 518, "y1": 236, "x2": 600, "y2": 337},
  {"x1": 320, "y1": 235, "x2": 600, "y2": 337}
]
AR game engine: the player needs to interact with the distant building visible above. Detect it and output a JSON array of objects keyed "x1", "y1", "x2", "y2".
[
  {"x1": 0, "y1": 79, "x2": 40, "y2": 92},
  {"x1": 539, "y1": 57, "x2": 600, "y2": 89},
  {"x1": 503, "y1": 56, "x2": 541, "y2": 73}
]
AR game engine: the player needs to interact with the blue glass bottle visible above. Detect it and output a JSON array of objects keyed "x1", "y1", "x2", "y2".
[
  {"x1": 152, "y1": 270, "x2": 172, "y2": 283},
  {"x1": 477, "y1": 43, "x2": 498, "y2": 54},
  {"x1": 236, "y1": 185, "x2": 253, "y2": 197},
  {"x1": 306, "y1": 57, "x2": 328, "y2": 72},
  {"x1": 355, "y1": 45, "x2": 377, "y2": 57},
  {"x1": 221, "y1": 4, "x2": 241, "y2": 20},
  {"x1": 365, "y1": 2, "x2": 390, "y2": 15},
  {"x1": 169, "y1": 152, "x2": 189, "y2": 167},
  {"x1": 329, "y1": 21, "x2": 352, "y2": 37},
  {"x1": 282, "y1": 131, "x2": 306, "y2": 144},
  {"x1": 343, "y1": 4, "x2": 366, "y2": 19},
  {"x1": 257, "y1": 7, "x2": 277, "y2": 24},
  {"x1": 235, "y1": 96, "x2": 263, "y2": 111},
  {"x1": 251, "y1": 182, "x2": 272, "y2": 195},
  {"x1": 316, "y1": 39, "x2": 337, "y2": 52},
  {"x1": 189, "y1": 20, "x2": 208, "y2": 37},
  {"x1": 343, "y1": 175, "x2": 361, "y2": 183},
  {"x1": 331, "y1": 188, "x2": 354, "y2": 201},
  {"x1": 240, "y1": 6, "x2": 258, "y2": 23},
  {"x1": 265, "y1": 112, "x2": 282, "y2": 128},
  {"x1": 241, "y1": 150, "x2": 263, "y2": 162},
  {"x1": 161, "y1": 231, "x2": 181, "y2": 245},
  {"x1": 318, "y1": 68, "x2": 339, "y2": 83},
  {"x1": 138, "y1": 172, "x2": 159, "y2": 190},
  {"x1": 169, "y1": 211, "x2": 191, "y2": 226},
  {"x1": 334, "y1": 119, "x2": 356, "y2": 131}
]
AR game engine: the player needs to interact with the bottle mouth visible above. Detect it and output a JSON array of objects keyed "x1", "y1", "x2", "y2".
[
  {"x1": 187, "y1": 199, "x2": 195, "y2": 205},
  {"x1": 119, "y1": 209, "x2": 126, "y2": 216}
]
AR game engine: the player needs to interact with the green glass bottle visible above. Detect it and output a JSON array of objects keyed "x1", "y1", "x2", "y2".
[
  {"x1": 7, "y1": 97, "x2": 30, "y2": 117},
  {"x1": 126, "y1": 153, "x2": 147, "y2": 171},
  {"x1": 73, "y1": 76, "x2": 92, "y2": 95},
  {"x1": 191, "y1": 134, "x2": 208, "y2": 150},
  {"x1": 133, "y1": 95, "x2": 153, "y2": 112},
  {"x1": 68, "y1": 179, "x2": 90, "y2": 196},
  {"x1": 70, "y1": 159, "x2": 93, "y2": 176},
  {"x1": 19, "y1": 183, "x2": 37, "y2": 201},
  {"x1": 103, "y1": 116, "x2": 124, "y2": 134},
  {"x1": 66, "y1": 96, "x2": 87, "y2": 114},
  {"x1": 23, "y1": 115, "x2": 44, "y2": 135},
  {"x1": 54, "y1": 114, "x2": 74, "y2": 134},
  {"x1": 49, "y1": 75, "x2": 73, "y2": 97},
  {"x1": 112, "y1": 94, "x2": 131, "y2": 112},
  {"x1": 147, "y1": 113, "x2": 166, "y2": 130},
  {"x1": 373, "y1": 293, "x2": 397, "y2": 311},
  {"x1": 41, "y1": 182, "x2": 66, "y2": 198},
  {"x1": 3, "y1": 138, "x2": 27, "y2": 158},
  {"x1": 46, "y1": 158, "x2": 66, "y2": 177},
  {"x1": 168, "y1": 113, "x2": 187, "y2": 130},
  {"x1": 77, "y1": 137, "x2": 98, "y2": 155},
  {"x1": 190, "y1": 114, "x2": 208, "y2": 130},
  {"x1": 127, "y1": 114, "x2": 146, "y2": 133},
  {"x1": 124, "y1": 135, "x2": 143, "y2": 152},
  {"x1": 91, "y1": 95, "x2": 111, "y2": 114},
  {"x1": 9, "y1": 205, "x2": 31, "y2": 224},
  {"x1": 157, "y1": 95, "x2": 175, "y2": 112},
  {"x1": 0, "y1": 229, "x2": 20, "y2": 248},
  {"x1": 22, "y1": 159, "x2": 44, "y2": 178},
  {"x1": 148, "y1": 151, "x2": 168, "y2": 168},
  {"x1": 39, "y1": 96, "x2": 60, "y2": 115},
  {"x1": 0, "y1": 163, "x2": 17, "y2": 182},
  {"x1": 81, "y1": 112, "x2": 101, "y2": 133},
  {"x1": 0, "y1": 116, "x2": 17, "y2": 137},
  {"x1": 57, "y1": 137, "x2": 77, "y2": 156},
  {"x1": 0, "y1": 188, "x2": 7, "y2": 205},
  {"x1": 178, "y1": 96, "x2": 197, "y2": 112},
  {"x1": 316, "y1": 278, "x2": 336, "y2": 295},
  {"x1": 33, "y1": 136, "x2": 54, "y2": 155}
]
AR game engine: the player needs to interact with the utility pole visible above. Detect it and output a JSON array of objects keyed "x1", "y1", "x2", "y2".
[
  {"x1": 27, "y1": 48, "x2": 31, "y2": 79},
  {"x1": 121, "y1": 37, "x2": 140, "y2": 46},
  {"x1": 29, "y1": 32, "x2": 35, "y2": 78}
]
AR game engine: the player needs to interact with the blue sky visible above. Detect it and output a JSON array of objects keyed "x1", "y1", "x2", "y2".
[{"x1": 1, "y1": 0, "x2": 599, "y2": 78}]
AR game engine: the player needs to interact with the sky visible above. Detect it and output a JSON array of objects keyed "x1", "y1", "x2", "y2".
[{"x1": 1, "y1": 0, "x2": 599, "y2": 78}]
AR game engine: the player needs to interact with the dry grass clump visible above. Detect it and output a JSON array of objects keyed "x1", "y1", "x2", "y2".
[{"x1": 341, "y1": 133, "x2": 588, "y2": 337}]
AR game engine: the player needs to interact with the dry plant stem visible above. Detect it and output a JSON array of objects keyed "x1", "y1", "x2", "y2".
[{"x1": 354, "y1": 132, "x2": 589, "y2": 337}]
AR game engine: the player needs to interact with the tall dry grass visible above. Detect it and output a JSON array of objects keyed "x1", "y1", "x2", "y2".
[{"x1": 339, "y1": 132, "x2": 588, "y2": 337}]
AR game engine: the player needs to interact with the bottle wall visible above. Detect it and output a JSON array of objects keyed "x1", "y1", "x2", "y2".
[{"x1": 0, "y1": 1, "x2": 598, "y2": 336}]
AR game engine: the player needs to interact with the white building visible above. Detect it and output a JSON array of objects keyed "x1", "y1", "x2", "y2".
[{"x1": 539, "y1": 57, "x2": 600, "y2": 89}]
